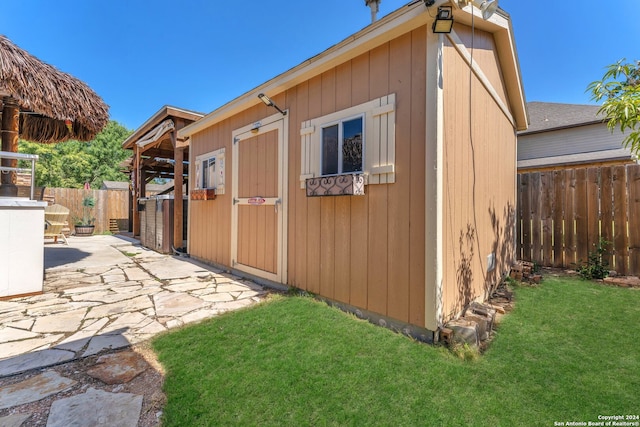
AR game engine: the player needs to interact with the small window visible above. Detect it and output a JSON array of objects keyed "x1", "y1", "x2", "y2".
[
  {"x1": 201, "y1": 157, "x2": 216, "y2": 189},
  {"x1": 321, "y1": 116, "x2": 363, "y2": 176},
  {"x1": 195, "y1": 148, "x2": 225, "y2": 194},
  {"x1": 300, "y1": 93, "x2": 396, "y2": 189}
]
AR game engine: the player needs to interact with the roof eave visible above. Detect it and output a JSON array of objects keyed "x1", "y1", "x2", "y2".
[
  {"x1": 179, "y1": 0, "x2": 527, "y2": 137},
  {"x1": 519, "y1": 119, "x2": 607, "y2": 136},
  {"x1": 122, "y1": 105, "x2": 204, "y2": 149}
]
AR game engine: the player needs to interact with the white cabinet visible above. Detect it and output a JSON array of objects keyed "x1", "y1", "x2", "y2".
[{"x1": 0, "y1": 199, "x2": 47, "y2": 298}]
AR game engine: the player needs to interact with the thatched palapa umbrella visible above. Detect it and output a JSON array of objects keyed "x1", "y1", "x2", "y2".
[{"x1": 0, "y1": 34, "x2": 109, "y2": 195}]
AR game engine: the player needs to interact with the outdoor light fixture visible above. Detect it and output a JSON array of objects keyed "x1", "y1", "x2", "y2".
[
  {"x1": 457, "y1": 0, "x2": 499, "y2": 20},
  {"x1": 432, "y1": 6, "x2": 454, "y2": 34},
  {"x1": 258, "y1": 93, "x2": 287, "y2": 116}
]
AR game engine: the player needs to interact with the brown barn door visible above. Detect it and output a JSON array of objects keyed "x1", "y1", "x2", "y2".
[{"x1": 231, "y1": 116, "x2": 287, "y2": 283}]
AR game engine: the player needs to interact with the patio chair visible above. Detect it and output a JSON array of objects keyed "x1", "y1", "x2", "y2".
[{"x1": 44, "y1": 204, "x2": 69, "y2": 245}]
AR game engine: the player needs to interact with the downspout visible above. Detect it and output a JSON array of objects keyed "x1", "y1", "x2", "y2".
[{"x1": 424, "y1": 30, "x2": 445, "y2": 333}]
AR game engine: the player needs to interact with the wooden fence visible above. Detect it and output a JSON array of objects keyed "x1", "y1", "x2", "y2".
[
  {"x1": 45, "y1": 188, "x2": 130, "y2": 234},
  {"x1": 517, "y1": 164, "x2": 640, "y2": 276}
]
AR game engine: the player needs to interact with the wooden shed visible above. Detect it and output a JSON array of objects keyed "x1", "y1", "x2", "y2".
[{"x1": 178, "y1": 1, "x2": 527, "y2": 340}]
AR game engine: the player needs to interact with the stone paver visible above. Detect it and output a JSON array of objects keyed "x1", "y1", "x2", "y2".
[
  {"x1": 46, "y1": 388, "x2": 143, "y2": 427},
  {"x1": 0, "y1": 413, "x2": 31, "y2": 427},
  {"x1": 0, "y1": 235, "x2": 269, "y2": 425},
  {"x1": 0, "y1": 371, "x2": 76, "y2": 410},
  {"x1": 0, "y1": 349, "x2": 75, "y2": 377},
  {"x1": 86, "y1": 351, "x2": 149, "y2": 384}
]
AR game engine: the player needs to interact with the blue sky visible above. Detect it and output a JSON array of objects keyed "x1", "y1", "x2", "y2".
[{"x1": 1, "y1": 1, "x2": 638, "y2": 130}]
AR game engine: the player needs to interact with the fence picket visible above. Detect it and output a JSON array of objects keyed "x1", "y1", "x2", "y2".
[
  {"x1": 612, "y1": 165, "x2": 628, "y2": 274},
  {"x1": 563, "y1": 169, "x2": 577, "y2": 268},
  {"x1": 530, "y1": 172, "x2": 542, "y2": 264},
  {"x1": 540, "y1": 171, "x2": 553, "y2": 266},
  {"x1": 628, "y1": 165, "x2": 640, "y2": 273},
  {"x1": 574, "y1": 169, "x2": 589, "y2": 264},
  {"x1": 552, "y1": 170, "x2": 565, "y2": 267},
  {"x1": 600, "y1": 167, "x2": 614, "y2": 269},
  {"x1": 586, "y1": 168, "x2": 600, "y2": 257},
  {"x1": 519, "y1": 173, "x2": 532, "y2": 262}
]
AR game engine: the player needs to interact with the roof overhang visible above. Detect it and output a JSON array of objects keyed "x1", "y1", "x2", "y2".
[
  {"x1": 179, "y1": 1, "x2": 527, "y2": 138},
  {"x1": 518, "y1": 119, "x2": 606, "y2": 136},
  {"x1": 122, "y1": 105, "x2": 204, "y2": 150},
  {"x1": 518, "y1": 148, "x2": 635, "y2": 170}
]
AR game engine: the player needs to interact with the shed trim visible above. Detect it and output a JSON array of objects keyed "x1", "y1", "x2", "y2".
[{"x1": 424, "y1": 31, "x2": 445, "y2": 332}]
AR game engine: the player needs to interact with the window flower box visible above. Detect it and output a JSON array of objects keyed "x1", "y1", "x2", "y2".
[
  {"x1": 190, "y1": 188, "x2": 217, "y2": 201},
  {"x1": 306, "y1": 173, "x2": 365, "y2": 197}
]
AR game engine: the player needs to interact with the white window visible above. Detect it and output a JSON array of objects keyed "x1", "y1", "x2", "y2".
[
  {"x1": 300, "y1": 93, "x2": 395, "y2": 188},
  {"x1": 194, "y1": 147, "x2": 225, "y2": 194}
]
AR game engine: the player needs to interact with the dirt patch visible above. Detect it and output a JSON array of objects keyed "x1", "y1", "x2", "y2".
[{"x1": 0, "y1": 342, "x2": 165, "y2": 427}]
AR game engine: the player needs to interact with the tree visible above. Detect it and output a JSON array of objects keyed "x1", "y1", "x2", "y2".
[
  {"x1": 587, "y1": 59, "x2": 640, "y2": 155},
  {"x1": 19, "y1": 120, "x2": 132, "y2": 188}
]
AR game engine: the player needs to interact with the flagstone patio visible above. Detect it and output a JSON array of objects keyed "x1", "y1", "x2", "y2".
[{"x1": 0, "y1": 234, "x2": 269, "y2": 426}]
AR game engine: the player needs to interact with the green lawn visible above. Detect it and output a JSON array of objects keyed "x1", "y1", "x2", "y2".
[{"x1": 152, "y1": 276, "x2": 640, "y2": 426}]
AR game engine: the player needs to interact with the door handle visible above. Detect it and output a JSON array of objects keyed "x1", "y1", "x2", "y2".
[{"x1": 275, "y1": 198, "x2": 281, "y2": 213}]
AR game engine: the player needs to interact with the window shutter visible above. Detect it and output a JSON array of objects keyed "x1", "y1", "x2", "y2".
[
  {"x1": 194, "y1": 159, "x2": 202, "y2": 190},
  {"x1": 300, "y1": 121, "x2": 316, "y2": 189},
  {"x1": 366, "y1": 93, "x2": 396, "y2": 184},
  {"x1": 214, "y1": 149, "x2": 225, "y2": 194}
]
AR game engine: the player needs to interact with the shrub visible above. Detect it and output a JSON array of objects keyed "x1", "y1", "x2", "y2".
[{"x1": 577, "y1": 238, "x2": 610, "y2": 280}]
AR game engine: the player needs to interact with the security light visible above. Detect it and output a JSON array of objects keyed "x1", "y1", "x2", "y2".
[
  {"x1": 257, "y1": 93, "x2": 287, "y2": 116},
  {"x1": 432, "y1": 6, "x2": 454, "y2": 34}
]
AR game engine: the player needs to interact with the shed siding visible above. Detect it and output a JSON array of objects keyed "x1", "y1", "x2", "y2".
[
  {"x1": 189, "y1": 26, "x2": 428, "y2": 328},
  {"x1": 454, "y1": 25, "x2": 508, "y2": 107},
  {"x1": 286, "y1": 27, "x2": 427, "y2": 327},
  {"x1": 441, "y1": 30, "x2": 516, "y2": 322},
  {"x1": 189, "y1": 101, "x2": 280, "y2": 267}
]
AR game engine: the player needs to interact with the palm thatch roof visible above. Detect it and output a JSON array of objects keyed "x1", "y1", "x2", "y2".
[{"x1": 0, "y1": 34, "x2": 109, "y2": 143}]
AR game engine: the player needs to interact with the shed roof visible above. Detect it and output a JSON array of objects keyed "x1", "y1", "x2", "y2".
[
  {"x1": 520, "y1": 102, "x2": 603, "y2": 135},
  {"x1": 122, "y1": 105, "x2": 204, "y2": 150},
  {"x1": 179, "y1": 1, "x2": 527, "y2": 138}
]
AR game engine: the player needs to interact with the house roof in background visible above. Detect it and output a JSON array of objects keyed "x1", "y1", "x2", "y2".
[
  {"x1": 101, "y1": 181, "x2": 129, "y2": 190},
  {"x1": 520, "y1": 102, "x2": 604, "y2": 135}
]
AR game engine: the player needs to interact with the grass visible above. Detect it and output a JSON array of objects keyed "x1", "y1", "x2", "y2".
[{"x1": 152, "y1": 276, "x2": 640, "y2": 426}]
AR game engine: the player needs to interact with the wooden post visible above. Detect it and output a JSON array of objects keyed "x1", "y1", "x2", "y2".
[
  {"x1": 172, "y1": 130, "x2": 184, "y2": 250},
  {"x1": 0, "y1": 97, "x2": 20, "y2": 196},
  {"x1": 132, "y1": 146, "x2": 140, "y2": 237}
]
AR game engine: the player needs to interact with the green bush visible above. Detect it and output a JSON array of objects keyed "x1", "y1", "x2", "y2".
[{"x1": 577, "y1": 238, "x2": 610, "y2": 280}]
